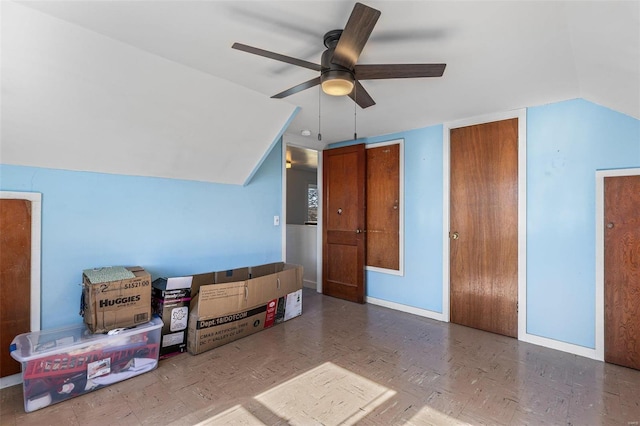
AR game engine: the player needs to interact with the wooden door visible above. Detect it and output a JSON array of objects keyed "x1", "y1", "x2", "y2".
[
  {"x1": 322, "y1": 144, "x2": 366, "y2": 303},
  {"x1": 366, "y1": 143, "x2": 400, "y2": 270},
  {"x1": 450, "y1": 119, "x2": 518, "y2": 338},
  {"x1": 604, "y1": 175, "x2": 640, "y2": 370},
  {"x1": 0, "y1": 199, "x2": 32, "y2": 377}
]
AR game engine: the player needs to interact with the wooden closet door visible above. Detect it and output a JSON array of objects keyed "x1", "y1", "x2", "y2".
[
  {"x1": 366, "y1": 143, "x2": 400, "y2": 271},
  {"x1": 604, "y1": 175, "x2": 640, "y2": 370},
  {"x1": 450, "y1": 119, "x2": 519, "y2": 338},
  {"x1": 322, "y1": 144, "x2": 366, "y2": 303},
  {"x1": 0, "y1": 199, "x2": 32, "y2": 377}
]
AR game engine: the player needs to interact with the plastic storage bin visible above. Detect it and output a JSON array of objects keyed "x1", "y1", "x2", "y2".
[{"x1": 10, "y1": 316, "x2": 162, "y2": 412}]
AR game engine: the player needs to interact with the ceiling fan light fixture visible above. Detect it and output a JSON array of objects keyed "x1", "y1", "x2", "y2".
[
  {"x1": 233, "y1": 3, "x2": 445, "y2": 109},
  {"x1": 321, "y1": 70, "x2": 354, "y2": 96}
]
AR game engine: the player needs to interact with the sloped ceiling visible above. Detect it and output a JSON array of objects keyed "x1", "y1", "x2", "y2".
[
  {"x1": 2, "y1": 1, "x2": 638, "y2": 184},
  {"x1": 1, "y1": 1, "x2": 297, "y2": 185}
]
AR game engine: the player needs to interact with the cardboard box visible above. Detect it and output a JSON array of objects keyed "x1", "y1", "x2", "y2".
[
  {"x1": 187, "y1": 264, "x2": 303, "y2": 355},
  {"x1": 278, "y1": 289, "x2": 302, "y2": 322},
  {"x1": 81, "y1": 266, "x2": 152, "y2": 333},
  {"x1": 214, "y1": 267, "x2": 249, "y2": 283},
  {"x1": 248, "y1": 262, "x2": 284, "y2": 278},
  {"x1": 152, "y1": 277, "x2": 192, "y2": 358},
  {"x1": 10, "y1": 317, "x2": 162, "y2": 412}
]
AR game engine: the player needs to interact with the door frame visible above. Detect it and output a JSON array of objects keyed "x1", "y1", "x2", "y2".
[
  {"x1": 281, "y1": 137, "x2": 323, "y2": 293},
  {"x1": 595, "y1": 167, "x2": 640, "y2": 362},
  {"x1": 0, "y1": 191, "x2": 41, "y2": 388},
  {"x1": 443, "y1": 109, "x2": 527, "y2": 335}
]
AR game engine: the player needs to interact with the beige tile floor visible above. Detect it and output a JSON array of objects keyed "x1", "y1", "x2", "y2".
[{"x1": 1, "y1": 288, "x2": 639, "y2": 425}]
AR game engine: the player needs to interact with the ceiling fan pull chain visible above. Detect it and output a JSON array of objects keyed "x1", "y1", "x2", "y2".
[
  {"x1": 318, "y1": 84, "x2": 322, "y2": 141},
  {"x1": 354, "y1": 84, "x2": 358, "y2": 140}
]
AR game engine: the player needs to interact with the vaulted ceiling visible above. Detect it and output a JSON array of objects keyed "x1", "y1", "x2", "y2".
[{"x1": 2, "y1": 1, "x2": 638, "y2": 184}]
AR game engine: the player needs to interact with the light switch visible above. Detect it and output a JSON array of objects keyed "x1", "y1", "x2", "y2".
[{"x1": 274, "y1": 215, "x2": 280, "y2": 226}]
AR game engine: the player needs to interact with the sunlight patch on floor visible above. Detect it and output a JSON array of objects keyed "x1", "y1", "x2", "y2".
[
  {"x1": 249, "y1": 361, "x2": 396, "y2": 425},
  {"x1": 196, "y1": 404, "x2": 264, "y2": 425},
  {"x1": 405, "y1": 405, "x2": 471, "y2": 426},
  {"x1": 195, "y1": 362, "x2": 397, "y2": 425}
]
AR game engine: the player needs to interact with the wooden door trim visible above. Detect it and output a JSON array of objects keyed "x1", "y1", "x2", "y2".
[
  {"x1": 596, "y1": 168, "x2": 640, "y2": 362},
  {"x1": 0, "y1": 191, "x2": 41, "y2": 389},
  {"x1": 442, "y1": 109, "x2": 527, "y2": 330}
]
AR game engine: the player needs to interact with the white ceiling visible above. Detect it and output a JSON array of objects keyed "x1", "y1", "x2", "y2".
[{"x1": 2, "y1": 1, "x2": 639, "y2": 183}]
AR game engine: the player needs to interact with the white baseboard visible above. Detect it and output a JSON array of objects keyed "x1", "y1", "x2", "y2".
[
  {"x1": 0, "y1": 373, "x2": 22, "y2": 389},
  {"x1": 366, "y1": 296, "x2": 447, "y2": 322},
  {"x1": 303, "y1": 279, "x2": 316, "y2": 289},
  {"x1": 367, "y1": 296, "x2": 600, "y2": 361},
  {"x1": 520, "y1": 332, "x2": 599, "y2": 361}
]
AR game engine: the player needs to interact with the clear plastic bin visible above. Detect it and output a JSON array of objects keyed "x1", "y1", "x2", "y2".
[{"x1": 10, "y1": 316, "x2": 162, "y2": 412}]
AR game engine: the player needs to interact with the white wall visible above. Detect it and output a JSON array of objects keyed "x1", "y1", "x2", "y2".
[{"x1": 286, "y1": 225, "x2": 317, "y2": 288}]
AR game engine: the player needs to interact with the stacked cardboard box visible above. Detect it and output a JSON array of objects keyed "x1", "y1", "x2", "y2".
[
  {"x1": 187, "y1": 262, "x2": 303, "y2": 355},
  {"x1": 151, "y1": 277, "x2": 192, "y2": 358},
  {"x1": 80, "y1": 266, "x2": 152, "y2": 334},
  {"x1": 80, "y1": 263, "x2": 302, "y2": 356}
]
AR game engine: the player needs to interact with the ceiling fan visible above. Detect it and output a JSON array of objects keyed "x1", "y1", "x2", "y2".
[{"x1": 232, "y1": 2, "x2": 446, "y2": 109}]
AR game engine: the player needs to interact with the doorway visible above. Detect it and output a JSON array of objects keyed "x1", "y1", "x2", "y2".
[
  {"x1": 284, "y1": 145, "x2": 319, "y2": 290},
  {"x1": 321, "y1": 144, "x2": 366, "y2": 303},
  {"x1": 316, "y1": 140, "x2": 402, "y2": 304},
  {"x1": 0, "y1": 191, "x2": 41, "y2": 389},
  {"x1": 603, "y1": 174, "x2": 640, "y2": 370},
  {"x1": 449, "y1": 118, "x2": 519, "y2": 337},
  {"x1": 443, "y1": 110, "x2": 527, "y2": 338},
  {"x1": 596, "y1": 168, "x2": 640, "y2": 366}
]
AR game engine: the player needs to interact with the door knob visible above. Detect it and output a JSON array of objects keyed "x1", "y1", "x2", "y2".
[
  {"x1": 451, "y1": 232, "x2": 459, "y2": 240},
  {"x1": 356, "y1": 228, "x2": 362, "y2": 234}
]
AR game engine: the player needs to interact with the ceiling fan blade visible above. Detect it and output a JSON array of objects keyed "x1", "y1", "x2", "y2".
[
  {"x1": 232, "y1": 42, "x2": 322, "y2": 72},
  {"x1": 332, "y1": 3, "x2": 381, "y2": 69},
  {"x1": 271, "y1": 77, "x2": 322, "y2": 99},
  {"x1": 355, "y1": 64, "x2": 446, "y2": 80},
  {"x1": 348, "y1": 80, "x2": 376, "y2": 109}
]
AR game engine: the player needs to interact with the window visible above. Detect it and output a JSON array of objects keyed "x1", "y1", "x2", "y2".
[{"x1": 307, "y1": 184, "x2": 318, "y2": 223}]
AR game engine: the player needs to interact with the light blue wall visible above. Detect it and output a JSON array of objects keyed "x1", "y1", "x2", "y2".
[
  {"x1": 0, "y1": 140, "x2": 284, "y2": 330},
  {"x1": 331, "y1": 98, "x2": 640, "y2": 349},
  {"x1": 3, "y1": 98, "x2": 638, "y2": 348},
  {"x1": 330, "y1": 126, "x2": 444, "y2": 313},
  {"x1": 526, "y1": 99, "x2": 640, "y2": 347}
]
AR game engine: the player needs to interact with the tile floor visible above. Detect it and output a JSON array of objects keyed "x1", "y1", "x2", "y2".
[{"x1": 1, "y1": 288, "x2": 639, "y2": 425}]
